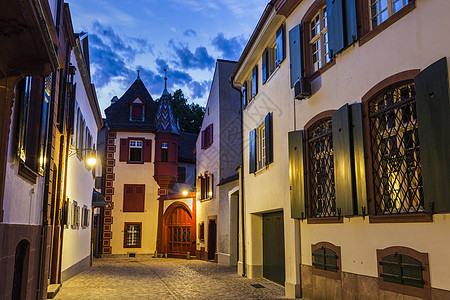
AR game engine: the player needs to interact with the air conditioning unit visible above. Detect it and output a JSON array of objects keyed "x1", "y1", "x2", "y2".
[{"x1": 294, "y1": 77, "x2": 311, "y2": 100}]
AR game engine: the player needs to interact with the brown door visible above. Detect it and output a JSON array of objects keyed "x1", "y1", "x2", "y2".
[
  {"x1": 207, "y1": 219, "x2": 216, "y2": 260},
  {"x1": 167, "y1": 207, "x2": 191, "y2": 257}
]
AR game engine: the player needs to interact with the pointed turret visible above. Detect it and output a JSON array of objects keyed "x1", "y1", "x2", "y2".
[{"x1": 155, "y1": 72, "x2": 180, "y2": 135}]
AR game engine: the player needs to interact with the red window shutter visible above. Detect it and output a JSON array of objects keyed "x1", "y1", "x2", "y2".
[
  {"x1": 123, "y1": 185, "x2": 134, "y2": 212},
  {"x1": 143, "y1": 139, "x2": 152, "y2": 162},
  {"x1": 209, "y1": 124, "x2": 213, "y2": 145},
  {"x1": 201, "y1": 130, "x2": 205, "y2": 149},
  {"x1": 120, "y1": 139, "x2": 129, "y2": 162},
  {"x1": 132, "y1": 104, "x2": 143, "y2": 119},
  {"x1": 134, "y1": 185, "x2": 145, "y2": 212}
]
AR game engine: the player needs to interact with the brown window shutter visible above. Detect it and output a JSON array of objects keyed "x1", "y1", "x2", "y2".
[
  {"x1": 143, "y1": 139, "x2": 152, "y2": 162},
  {"x1": 134, "y1": 185, "x2": 145, "y2": 212},
  {"x1": 132, "y1": 104, "x2": 143, "y2": 119},
  {"x1": 119, "y1": 139, "x2": 129, "y2": 162},
  {"x1": 201, "y1": 130, "x2": 206, "y2": 149},
  {"x1": 123, "y1": 185, "x2": 134, "y2": 212},
  {"x1": 209, "y1": 124, "x2": 213, "y2": 145}
]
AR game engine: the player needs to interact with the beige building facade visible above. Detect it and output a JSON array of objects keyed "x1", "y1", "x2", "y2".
[{"x1": 232, "y1": 0, "x2": 450, "y2": 299}]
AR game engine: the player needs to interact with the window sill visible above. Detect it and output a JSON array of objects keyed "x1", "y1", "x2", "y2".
[
  {"x1": 244, "y1": 95, "x2": 258, "y2": 111},
  {"x1": 201, "y1": 144, "x2": 213, "y2": 151},
  {"x1": 127, "y1": 161, "x2": 144, "y2": 164},
  {"x1": 254, "y1": 164, "x2": 270, "y2": 176},
  {"x1": 307, "y1": 217, "x2": 343, "y2": 224},
  {"x1": 18, "y1": 162, "x2": 38, "y2": 184},
  {"x1": 124, "y1": 245, "x2": 141, "y2": 249},
  {"x1": 369, "y1": 213, "x2": 432, "y2": 223},
  {"x1": 359, "y1": 1, "x2": 416, "y2": 47},
  {"x1": 263, "y1": 59, "x2": 285, "y2": 85},
  {"x1": 199, "y1": 197, "x2": 213, "y2": 202},
  {"x1": 308, "y1": 59, "x2": 336, "y2": 82}
]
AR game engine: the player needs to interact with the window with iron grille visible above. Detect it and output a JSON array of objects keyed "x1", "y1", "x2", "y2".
[
  {"x1": 124, "y1": 223, "x2": 141, "y2": 248},
  {"x1": 311, "y1": 242, "x2": 341, "y2": 279},
  {"x1": 377, "y1": 247, "x2": 430, "y2": 299},
  {"x1": 368, "y1": 82, "x2": 424, "y2": 216},
  {"x1": 307, "y1": 118, "x2": 336, "y2": 218}
]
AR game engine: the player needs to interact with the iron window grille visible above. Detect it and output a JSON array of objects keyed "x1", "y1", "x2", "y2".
[
  {"x1": 380, "y1": 253, "x2": 424, "y2": 288},
  {"x1": 312, "y1": 246, "x2": 338, "y2": 272},
  {"x1": 307, "y1": 118, "x2": 336, "y2": 218},
  {"x1": 125, "y1": 224, "x2": 141, "y2": 247},
  {"x1": 368, "y1": 82, "x2": 424, "y2": 215}
]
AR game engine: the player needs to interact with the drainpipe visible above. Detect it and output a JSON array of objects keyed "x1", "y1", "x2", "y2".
[{"x1": 229, "y1": 78, "x2": 246, "y2": 277}]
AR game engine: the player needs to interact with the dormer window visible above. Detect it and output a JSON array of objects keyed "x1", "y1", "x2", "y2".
[{"x1": 130, "y1": 98, "x2": 144, "y2": 121}]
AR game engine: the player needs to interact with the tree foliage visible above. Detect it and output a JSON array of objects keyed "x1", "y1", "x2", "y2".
[{"x1": 157, "y1": 89, "x2": 205, "y2": 134}]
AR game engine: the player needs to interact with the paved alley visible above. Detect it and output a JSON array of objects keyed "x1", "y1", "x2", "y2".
[{"x1": 54, "y1": 257, "x2": 287, "y2": 300}]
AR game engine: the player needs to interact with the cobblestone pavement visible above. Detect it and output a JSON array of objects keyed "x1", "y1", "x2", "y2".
[{"x1": 54, "y1": 257, "x2": 288, "y2": 300}]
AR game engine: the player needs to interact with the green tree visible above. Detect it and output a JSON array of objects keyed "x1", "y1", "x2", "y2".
[{"x1": 157, "y1": 89, "x2": 205, "y2": 134}]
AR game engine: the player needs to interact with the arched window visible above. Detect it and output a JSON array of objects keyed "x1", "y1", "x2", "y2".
[
  {"x1": 367, "y1": 81, "x2": 423, "y2": 215},
  {"x1": 12, "y1": 240, "x2": 30, "y2": 300},
  {"x1": 306, "y1": 115, "x2": 336, "y2": 218}
]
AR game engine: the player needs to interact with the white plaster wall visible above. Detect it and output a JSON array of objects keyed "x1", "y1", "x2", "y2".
[
  {"x1": 237, "y1": 0, "x2": 450, "y2": 292},
  {"x1": 3, "y1": 81, "x2": 45, "y2": 226},
  {"x1": 110, "y1": 131, "x2": 159, "y2": 254},
  {"x1": 61, "y1": 51, "x2": 100, "y2": 272}
]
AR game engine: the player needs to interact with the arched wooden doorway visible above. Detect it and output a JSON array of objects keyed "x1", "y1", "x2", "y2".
[{"x1": 162, "y1": 202, "x2": 195, "y2": 257}]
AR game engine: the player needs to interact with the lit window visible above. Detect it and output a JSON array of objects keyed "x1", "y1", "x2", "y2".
[
  {"x1": 310, "y1": 6, "x2": 329, "y2": 73},
  {"x1": 370, "y1": 0, "x2": 409, "y2": 29},
  {"x1": 124, "y1": 223, "x2": 141, "y2": 248},
  {"x1": 129, "y1": 140, "x2": 143, "y2": 162}
]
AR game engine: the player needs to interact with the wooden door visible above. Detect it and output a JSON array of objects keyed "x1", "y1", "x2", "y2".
[
  {"x1": 207, "y1": 219, "x2": 217, "y2": 260},
  {"x1": 263, "y1": 211, "x2": 285, "y2": 285},
  {"x1": 167, "y1": 207, "x2": 191, "y2": 256}
]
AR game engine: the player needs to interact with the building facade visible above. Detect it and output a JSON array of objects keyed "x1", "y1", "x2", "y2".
[
  {"x1": 61, "y1": 32, "x2": 103, "y2": 283},
  {"x1": 232, "y1": 0, "x2": 450, "y2": 299},
  {"x1": 101, "y1": 77, "x2": 197, "y2": 258},
  {"x1": 195, "y1": 60, "x2": 241, "y2": 264}
]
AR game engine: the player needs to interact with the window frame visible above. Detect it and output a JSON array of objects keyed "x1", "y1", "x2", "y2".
[
  {"x1": 256, "y1": 122, "x2": 266, "y2": 171},
  {"x1": 377, "y1": 246, "x2": 431, "y2": 299},
  {"x1": 124, "y1": 222, "x2": 142, "y2": 248},
  {"x1": 129, "y1": 139, "x2": 144, "y2": 163},
  {"x1": 361, "y1": 70, "x2": 432, "y2": 223},
  {"x1": 311, "y1": 242, "x2": 341, "y2": 280},
  {"x1": 359, "y1": 0, "x2": 415, "y2": 46},
  {"x1": 129, "y1": 97, "x2": 145, "y2": 122},
  {"x1": 301, "y1": 0, "x2": 335, "y2": 81},
  {"x1": 304, "y1": 110, "x2": 341, "y2": 224}
]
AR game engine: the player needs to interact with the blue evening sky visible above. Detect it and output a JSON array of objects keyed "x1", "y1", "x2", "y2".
[{"x1": 66, "y1": 0, "x2": 267, "y2": 113}]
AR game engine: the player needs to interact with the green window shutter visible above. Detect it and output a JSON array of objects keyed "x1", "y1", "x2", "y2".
[
  {"x1": 332, "y1": 104, "x2": 353, "y2": 216},
  {"x1": 262, "y1": 50, "x2": 268, "y2": 83},
  {"x1": 249, "y1": 129, "x2": 256, "y2": 174},
  {"x1": 252, "y1": 66, "x2": 258, "y2": 97},
  {"x1": 289, "y1": 131, "x2": 306, "y2": 219},
  {"x1": 265, "y1": 112, "x2": 273, "y2": 165},
  {"x1": 415, "y1": 57, "x2": 450, "y2": 213},
  {"x1": 344, "y1": 0, "x2": 358, "y2": 46},
  {"x1": 276, "y1": 24, "x2": 285, "y2": 66},
  {"x1": 350, "y1": 103, "x2": 367, "y2": 215},
  {"x1": 289, "y1": 24, "x2": 302, "y2": 88},
  {"x1": 327, "y1": 0, "x2": 345, "y2": 56}
]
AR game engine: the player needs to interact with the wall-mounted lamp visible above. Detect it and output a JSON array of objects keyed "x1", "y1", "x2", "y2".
[{"x1": 69, "y1": 147, "x2": 97, "y2": 166}]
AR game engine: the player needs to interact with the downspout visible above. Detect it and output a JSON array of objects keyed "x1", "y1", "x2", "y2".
[{"x1": 230, "y1": 78, "x2": 246, "y2": 277}]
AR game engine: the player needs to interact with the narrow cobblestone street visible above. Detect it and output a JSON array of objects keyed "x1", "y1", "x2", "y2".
[{"x1": 54, "y1": 257, "x2": 288, "y2": 300}]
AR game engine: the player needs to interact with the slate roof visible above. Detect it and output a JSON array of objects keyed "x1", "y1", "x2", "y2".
[
  {"x1": 178, "y1": 132, "x2": 197, "y2": 164},
  {"x1": 104, "y1": 78, "x2": 158, "y2": 131},
  {"x1": 155, "y1": 87, "x2": 180, "y2": 134}
]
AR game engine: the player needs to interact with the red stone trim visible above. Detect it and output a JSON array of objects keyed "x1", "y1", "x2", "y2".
[
  {"x1": 377, "y1": 246, "x2": 431, "y2": 300},
  {"x1": 102, "y1": 131, "x2": 117, "y2": 254},
  {"x1": 311, "y1": 242, "x2": 342, "y2": 280}
]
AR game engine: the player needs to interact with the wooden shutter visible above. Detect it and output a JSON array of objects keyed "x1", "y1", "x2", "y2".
[
  {"x1": 350, "y1": 103, "x2": 367, "y2": 215},
  {"x1": 132, "y1": 104, "x2": 143, "y2": 119},
  {"x1": 265, "y1": 112, "x2": 273, "y2": 165},
  {"x1": 289, "y1": 24, "x2": 302, "y2": 88},
  {"x1": 262, "y1": 49, "x2": 268, "y2": 83},
  {"x1": 242, "y1": 82, "x2": 247, "y2": 108},
  {"x1": 327, "y1": 0, "x2": 344, "y2": 56},
  {"x1": 289, "y1": 131, "x2": 306, "y2": 219},
  {"x1": 201, "y1": 130, "x2": 205, "y2": 149},
  {"x1": 134, "y1": 185, "x2": 145, "y2": 212},
  {"x1": 249, "y1": 129, "x2": 256, "y2": 174},
  {"x1": 252, "y1": 66, "x2": 258, "y2": 97},
  {"x1": 332, "y1": 104, "x2": 354, "y2": 216},
  {"x1": 344, "y1": 0, "x2": 358, "y2": 46},
  {"x1": 120, "y1": 139, "x2": 129, "y2": 162},
  {"x1": 209, "y1": 124, "x2": 213, "y2": 145},
  {"x1": 123, "y1": 185, "x2": 134, "y2": 212},
  {"x1": 276, "y1": 24, "x2": 285, "y2": 66},
  {"x1": 415, "y1": 57, "x2": 450, "y2": 213},
  {"x1": 143, "y1": 139, "x2": 152, "y2": 162}
]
